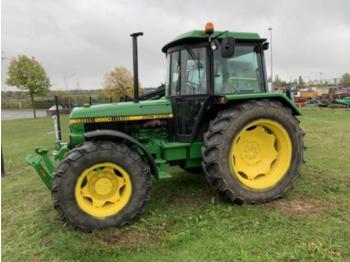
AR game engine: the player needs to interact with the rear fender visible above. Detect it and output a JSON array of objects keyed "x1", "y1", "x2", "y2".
[{"x1": 223, "y1": 93, "x2": 302, "y2": 115}]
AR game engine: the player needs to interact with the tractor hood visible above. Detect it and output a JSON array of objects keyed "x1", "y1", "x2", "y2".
[{"x1": 70, "y1": 99, "x2": 173, "y2": 122}]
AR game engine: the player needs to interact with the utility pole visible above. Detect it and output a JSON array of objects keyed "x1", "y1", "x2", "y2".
[
  {"x1": 319, "y1": 72, "x2": 324, "y2": 85},
  {"x1": 268, "y1": 27, "x2": 273, "y2": 90},
  {"x1": 64, "y1": 73, "x2": 76, "y2": 108}
]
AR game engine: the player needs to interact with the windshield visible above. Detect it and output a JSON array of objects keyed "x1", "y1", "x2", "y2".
[
  {"x1": 166, "y1": 47, "x2": 207, "y2": 96},
  {"x1": 213, "y1": 44, "x2": 265, "y2": 94}
]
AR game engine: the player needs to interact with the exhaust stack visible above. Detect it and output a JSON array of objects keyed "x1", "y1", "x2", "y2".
[{"x1": 130, "y1": 32, "x2": 143, "y2": 103}]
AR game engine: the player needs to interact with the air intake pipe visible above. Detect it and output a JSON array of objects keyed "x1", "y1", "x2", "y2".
[{"x1": 130, "y1": 32, "x2": 143, "y2": 103}]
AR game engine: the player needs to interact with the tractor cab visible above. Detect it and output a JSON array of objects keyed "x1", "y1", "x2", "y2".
[{"x1": 162, "y1": 23, "x2": 269, "y2": 141}]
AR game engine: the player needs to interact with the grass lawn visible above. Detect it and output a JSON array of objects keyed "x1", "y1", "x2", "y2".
[{"x1": 2, "y1": 108, "x2": 350, "y2": 261}]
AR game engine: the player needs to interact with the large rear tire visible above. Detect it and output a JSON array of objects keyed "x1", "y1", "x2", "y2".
[
  {"x1": 202, "y1": 100, "x2": 304, "y2": 203},
  {"x1": 52, "y1": 140, "x2": 151, "y2": 231}
]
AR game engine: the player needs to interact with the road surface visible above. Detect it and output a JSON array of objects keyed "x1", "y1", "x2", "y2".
[{"x1": 1, "y1": 110, "x2": 47, "y2": 120}]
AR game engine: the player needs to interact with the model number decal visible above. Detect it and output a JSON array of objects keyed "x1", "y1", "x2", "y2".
[{"x1": 70, "y1": 114, "x2": 174, "y2": 124}]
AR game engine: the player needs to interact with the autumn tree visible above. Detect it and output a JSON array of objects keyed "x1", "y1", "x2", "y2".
[
  {"x1": 102, "y1": 66, "x2": 142, "y2": 100},
  {"x1": 6, "y1": 55, "x2": 50, "y2": 118},
  {"x1": 340, "y1": 73, "x2": 350, "y2": 87}
]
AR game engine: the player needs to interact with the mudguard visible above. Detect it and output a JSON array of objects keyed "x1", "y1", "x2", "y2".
[
  {"x1": 85, "y1": 130, "x2": 159, "y2": 179},
  {"x1": 224, "y1": 92, "x2": 302, "y2": 115}
]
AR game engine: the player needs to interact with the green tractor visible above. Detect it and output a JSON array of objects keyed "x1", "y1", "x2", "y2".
[{"x1": 26, "y1": 23, "x2": 304, "y2": 231}]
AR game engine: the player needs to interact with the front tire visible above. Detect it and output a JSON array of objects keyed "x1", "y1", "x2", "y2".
[
  {"x1": 202, "y1": 100, "x2": 304, "y2": 203},
  {"x1": 52, "y1": 141, "x2": 151, "y2": 231}
]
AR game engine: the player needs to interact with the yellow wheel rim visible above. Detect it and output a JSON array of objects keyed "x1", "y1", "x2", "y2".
[
  {"x1": 230, "y1": 119, "x2": 292, "y2": 190},
  {"x1": 75, "y1": 162, "x2": 132, "y2": 219}
]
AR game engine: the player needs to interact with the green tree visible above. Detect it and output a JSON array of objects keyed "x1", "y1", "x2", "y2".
[
  {"x1": 340, "y1": 73, "x2": 350, "y2": 87},
  {"x1": 281, "y1": 80, "x2": 288, "y2": 86},
  {"x1": 6, "y1": 55, "x2": 50, "y2": 118},
  {"x1": 102, "y1": 66, "x2": 142, "y2": 100}
]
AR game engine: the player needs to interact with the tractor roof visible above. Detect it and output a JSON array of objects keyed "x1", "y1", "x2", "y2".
[{"x1": 162, "y1": 30, "x2": 264, "y2": 53}]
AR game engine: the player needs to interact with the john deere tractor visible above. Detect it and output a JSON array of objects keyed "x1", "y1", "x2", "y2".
[{"x1": 26, "y1": 23, "x2": 304, "y2": 231}]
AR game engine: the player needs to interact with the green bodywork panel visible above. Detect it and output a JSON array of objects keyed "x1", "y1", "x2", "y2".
[
  {"x1": 70, "y1": 99, "x2": 172, "y2": 119},
  {"x1": 225, "y1": 92, "x2": 302, "y2": 115},
  {"x1": 137, "y1": 128, "x2": 203, "y2": 178},
  {"x1": 68, "y1": 98, "x2": 174, "y2": 146},
  {"x1": 162, "y1": 30, "x2": 263, "y2": 52},
  {"x1": 70, "y1": 123, "x2": 85, "y2": 145}
]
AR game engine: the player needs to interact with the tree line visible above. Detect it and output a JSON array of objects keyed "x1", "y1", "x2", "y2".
[
  {"x1": 5, "y1": 55, "x2": 140, "y2": 118},
  {"x1": 271, "y1": 74, "x2": 350, "y2": 88}
]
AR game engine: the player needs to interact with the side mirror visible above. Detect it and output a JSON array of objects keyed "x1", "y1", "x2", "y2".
[
  {"x1": 221, "y1": 37, "x2": 235, "y2": 58},
  {"x1": 262, "y1": 42, "x2": 269, "y2": 50}
]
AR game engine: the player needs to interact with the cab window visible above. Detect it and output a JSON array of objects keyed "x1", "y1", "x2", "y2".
[
  {"x1": 166, "y1": 47, "x2": 207, "y2": 96},
  {"x1": 213, "y1": 44, "x2": 265, "y2": 94}
]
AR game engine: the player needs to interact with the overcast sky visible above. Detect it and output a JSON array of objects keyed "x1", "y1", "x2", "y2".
[{"x1": 2, "y1": 0, "x2": 350, "y2": 90}]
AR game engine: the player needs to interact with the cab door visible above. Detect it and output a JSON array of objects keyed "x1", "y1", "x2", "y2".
[{"x1": 167, "y1": 45, "x2": 210, "y2": 142}]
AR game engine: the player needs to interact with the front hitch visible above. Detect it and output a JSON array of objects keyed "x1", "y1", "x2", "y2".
[
  {"x1": 25, "y1": 147, "x2": 55, "y2": 189},
  {"x1": 25, "y1": 145, "x2": 68, "y2": 190}
]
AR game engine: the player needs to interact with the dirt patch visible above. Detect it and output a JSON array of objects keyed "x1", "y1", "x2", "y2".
[
  {"x1": 167, "y1": 194, "x2": 205, "y2": 209},
  {"x1": 95, "y1": 228, "x2": 162, "y2": 250},
  {"x1": 266, "y1": 198, "x2": 325, "y2": 218}
]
